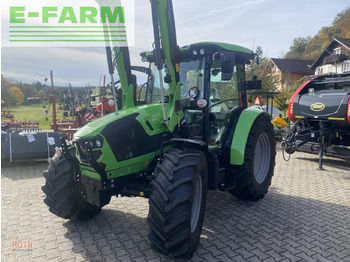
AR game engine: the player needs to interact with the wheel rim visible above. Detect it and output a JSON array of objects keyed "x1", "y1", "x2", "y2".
[
  {"x1": 254, "y1": 133, "x2": 271, "y2": 184},
  {"x1": 191, "y1": 175, "x2": 202, "y2": 233}
]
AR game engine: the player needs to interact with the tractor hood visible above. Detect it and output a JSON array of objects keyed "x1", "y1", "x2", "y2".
[
  {"x1": 74, "y1": 103, "x2": 169, "y2": 141},
  {"x1": 72, "y1": 104, "x2": 172, "y2": 176}
]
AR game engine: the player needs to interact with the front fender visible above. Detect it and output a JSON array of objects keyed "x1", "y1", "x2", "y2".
[{"x1": 230, "y1": 107, "x2": 270, "y2": 165}]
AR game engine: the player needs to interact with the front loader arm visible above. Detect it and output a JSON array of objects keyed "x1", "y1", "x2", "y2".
[
  {"x1": 151, "y1": 0, "x2": 184, "y2": 131},
  {"x1": 113, "y1": 47, "x2": 135, "y2": 110}
]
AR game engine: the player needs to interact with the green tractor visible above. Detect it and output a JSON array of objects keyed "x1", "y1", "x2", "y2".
[{"x1": 42, "y1": 0, "x2": 276, "y2": 259}]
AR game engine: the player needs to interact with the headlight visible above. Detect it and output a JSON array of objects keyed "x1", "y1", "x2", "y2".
[{"x1": 95, "y1": 139, "x2": 102, "y2": 148}]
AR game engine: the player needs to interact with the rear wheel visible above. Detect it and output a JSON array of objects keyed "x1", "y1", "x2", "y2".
[
  {"x1": 229, "y1": 114, "x2": 276, "y2": 200},
  {"x1": 42, "y1": 146, "x2": 100, "y2": 220},
  {"x1": 148, "y1": 148, "x2": 208, "y2": 259}
]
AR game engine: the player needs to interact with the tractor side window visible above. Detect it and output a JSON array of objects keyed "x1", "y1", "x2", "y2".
[
  {"x1": 209, "y1": 61, "x2": 239, "y2": 107},
  {"x1": 209, "y1": 61, "x2": 241, "y2": 146},
  {"x1": 150, "y1": 64, "x2": 170, "y2": 103},
  {"x1": 135, "y1": 83, "x2": 148, "y2": 103},
  {"x1": 134, "y1": 69, "x2": 153, "y2": 104}
]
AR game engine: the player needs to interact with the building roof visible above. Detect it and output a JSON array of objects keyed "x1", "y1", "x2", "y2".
[
  {"x1": 270, "y1": 58, "x2": 314, "y2": 75},
  {"x1": 335, "y1": 38, "x2": 350, "y2": 48},
  {"x1": 310, "y1": 38, "x2": 350, "y2": 69}
]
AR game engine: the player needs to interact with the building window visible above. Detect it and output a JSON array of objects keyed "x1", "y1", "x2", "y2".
[
  {"x1": 334, "y1": 47, "x2": 341, "y2": 55},
  {"x1": 317, "y1": 67, "x2": 323, "y2": 74},
  {"x1": 342, "y1": 62, "x2": 350, "y2": 72}
]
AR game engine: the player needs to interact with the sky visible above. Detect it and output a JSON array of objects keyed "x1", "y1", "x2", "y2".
[{"x1": 1, "y1": 0, "x2": 349, "y2": 86}]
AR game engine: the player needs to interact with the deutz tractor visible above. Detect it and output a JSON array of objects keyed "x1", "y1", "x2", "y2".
[{"x1": 42, "y1": 0, "x2": 276, "y2": 259}]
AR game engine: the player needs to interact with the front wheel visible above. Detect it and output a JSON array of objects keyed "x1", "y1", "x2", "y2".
[
  {"x1": 228, "y1": 114, "x2": 276, "y2": 200},
  {"x1": 148, "y1": 148, "x2": 208, "y2": 259},
  {"x1": 41, "y1": 146, "x2": 100, "y2": 220}
]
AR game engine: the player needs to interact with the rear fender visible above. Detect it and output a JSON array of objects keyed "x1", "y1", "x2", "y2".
[{"x1": 230, "y1": 108, "x2": 270, "y2": 165}]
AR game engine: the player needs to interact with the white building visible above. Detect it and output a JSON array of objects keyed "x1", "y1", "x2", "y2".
[{"x1": 311, "y1": 38, "x2": 350, "y2": 75}]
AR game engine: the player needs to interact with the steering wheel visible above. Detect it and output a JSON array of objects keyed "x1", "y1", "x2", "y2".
[{"x1": 210, "y1": 98, "x2": 238, "y2": 107}]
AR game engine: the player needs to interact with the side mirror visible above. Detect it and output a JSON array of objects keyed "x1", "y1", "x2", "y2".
[
  {"x1": 247, "y1": 76, "x2": 262, "y2": 90},
  {"x1": 220, "y1": 52, "x2": 235, "y2": 81},
  {"x1": 164, "y1": 73, "x2": 172, "y2": 84}
]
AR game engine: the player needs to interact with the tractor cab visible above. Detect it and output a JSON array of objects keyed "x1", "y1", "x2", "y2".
[{"x1": 139, "y1": 42, "x2": 258, "y2": 147}]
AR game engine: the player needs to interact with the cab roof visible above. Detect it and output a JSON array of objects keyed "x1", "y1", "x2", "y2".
[
  {"x1": 141, "y1": 41, "x2": 255, "y2": 63},
  {"x1": 179, "y1": 42, "x2": 255, "y2": 62},
  {"x1": 181, "y1": 42, "x2": 253, "y2": 55}
]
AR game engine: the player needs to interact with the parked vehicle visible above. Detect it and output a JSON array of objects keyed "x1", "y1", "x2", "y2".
[{"x1": 282, "y1": 73, "x2": 350, "y2": 167}]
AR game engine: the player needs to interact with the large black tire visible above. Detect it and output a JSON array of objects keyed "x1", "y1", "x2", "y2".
[
  {"x1": 148, "y1": 148, "x2": 208, "y2": 259},
  {"x1": 41, "y1": 146, "x2": 100, "y2": 220},
  {"x1": 229, "y1": 114, "x2": 276, "y2": 201}
]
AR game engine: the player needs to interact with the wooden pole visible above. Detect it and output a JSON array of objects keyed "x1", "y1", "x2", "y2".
[{"x1": 102, "y1": 75, "x2": 106, "y2": 116}]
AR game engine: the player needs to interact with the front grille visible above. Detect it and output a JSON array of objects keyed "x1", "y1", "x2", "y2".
[{"x1": 75, "y1": 139, "x2": 103, "y2": 163}]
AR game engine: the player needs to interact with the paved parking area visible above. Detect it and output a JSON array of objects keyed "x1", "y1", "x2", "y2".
[{"x1": 2, "y1": 148, "x2": 350, "y2": 262}]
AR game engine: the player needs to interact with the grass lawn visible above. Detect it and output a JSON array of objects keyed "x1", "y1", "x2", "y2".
[{"x1": 6, "y1": 104, "x2": 73, "y2": 130}]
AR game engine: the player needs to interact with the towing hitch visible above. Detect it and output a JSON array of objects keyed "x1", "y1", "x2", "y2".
[{"x1": 282, "y1": 119, "x2": 339, "y2": 169}]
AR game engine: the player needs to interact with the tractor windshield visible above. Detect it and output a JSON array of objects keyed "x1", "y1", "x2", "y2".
[
  {"x1": 147, "y1": 58, "x2": 205, "y2": 104},
  {"x1": 179, "y1": 58, "x2": 205, "y2": 105}
]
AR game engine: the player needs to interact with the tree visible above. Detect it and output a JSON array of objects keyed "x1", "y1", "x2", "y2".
[
  {"x1": 245, "y1": 47, "x2": 277, "y2": 106},
  {"x1": 246, "y1": 47, "x2": 275, "y2": 91},
  {"x1": 17, "y1": 81, "x2": 43, "y2": 100},
  {"x1": 37, "y1": 90, "x2": 47, "y2": 100},
  {"x1": 274, "y1": 78, "x2": 305, "y2": 114},
  {"x1": 285, "y1": 37, "x2": 310, "y2": 59},
  {"x1": 1, "y1": 75, "x2": 13, "y2": 104},
  {"x1": 284, "y1": 8, "x2": 350, "y2": 60},
  {"x1": 9, "y1": 87, "x2": 24, "y2": 105},
  {"x1": 334, "y1": 7, "x2": 350, "y2": 37}
]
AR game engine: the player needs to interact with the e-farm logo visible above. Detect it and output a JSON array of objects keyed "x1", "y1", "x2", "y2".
[{"x1": 2, "y1": 0, "x2": 134, "y2": 46}]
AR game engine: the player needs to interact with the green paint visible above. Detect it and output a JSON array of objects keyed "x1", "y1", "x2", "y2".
[
  {"x1": 9, "y1": 26, "x2": 126, "y2": 28},
  {"x1": 193, "y1": 42, "x2": 253, "y2": 55},
  {"x1": 10, "y1": 40, "x2": 126, "y2": 42},
  {"x1": 10, "y1": 7, "x2": 25, "y2": 23},
  {"x1": 10, "y1": 35, "x2": 125, "y2": 37},
  {"x1": 42, "y1": 7, "x2": 58, "y2": 23},
  {"x1": 80, "y1": 7, "x2": 98, "y2": 23},
  {"x1": 58, "y1": 7, "x2": 77, "y2": 23},
  {"x1": 100, "y1": 7, "x2": 125, "y2": 23},
  {"x1": 75, "y1": 104, "x2": 169, "y2": 180},
  {"x1": 155, "y1": 0, "x2": 184, "y2": 131},
  {"x1": 9, "y1": 31, "x2": 125, "y2": 33},
  {"x1": 113, "y1": 48, "x2": 135, "y2": 110},
  {"x1": 230, "y1": 108, "x2": 269, "y2": 165},
  {"x1": 28, "y1": 12, "x2": 39, "y2": 18},
  {"x1": 10, "y1": 6, "x2": 125, "y2": 25}
]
